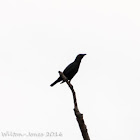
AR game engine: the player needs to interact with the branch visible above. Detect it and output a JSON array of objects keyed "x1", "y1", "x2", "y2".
[{"x1": 59, "y1": 71, "x2": 90, "y2": 140}]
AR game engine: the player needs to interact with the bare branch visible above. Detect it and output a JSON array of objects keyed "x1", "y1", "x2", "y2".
[{"x1": 59, "y1": 71, "x2": 90, "y2": 140}]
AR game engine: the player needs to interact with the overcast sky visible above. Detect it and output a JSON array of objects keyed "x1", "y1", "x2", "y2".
[{"x1": 0, "y1": 0, "x2": 140, "y2": 140}]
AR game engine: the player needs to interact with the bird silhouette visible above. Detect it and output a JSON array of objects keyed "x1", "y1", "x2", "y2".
[{"x1": 50, "y1": 54, "x2": 86, "y2": 87}]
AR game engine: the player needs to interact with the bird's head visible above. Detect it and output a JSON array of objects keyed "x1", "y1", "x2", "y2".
[{"x1": 75, "y1": 54, "x2": 86, "y2": 62}]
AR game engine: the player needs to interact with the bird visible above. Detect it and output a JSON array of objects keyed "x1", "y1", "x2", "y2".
[{"x1": 50, "y1": 54, "x2": 86, "y2": 87}]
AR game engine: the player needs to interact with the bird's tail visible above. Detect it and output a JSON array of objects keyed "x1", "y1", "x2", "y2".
[{"x1": 50, "y1": 77, "x2": 61, "y2": 87}]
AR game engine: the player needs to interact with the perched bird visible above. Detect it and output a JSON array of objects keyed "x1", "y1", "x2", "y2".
[{"x1": 50, "y1": 54, "x2": 86, "y2": 87}]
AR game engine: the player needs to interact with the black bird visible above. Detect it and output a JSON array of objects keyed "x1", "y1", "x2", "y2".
[{"x1": 50, "y1": 54, "x2": 86, "y2": 87}]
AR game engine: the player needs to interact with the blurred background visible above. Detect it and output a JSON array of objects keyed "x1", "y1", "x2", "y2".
[{"x1": 0, "y1": 0, "x2": 140, "y2": 140}]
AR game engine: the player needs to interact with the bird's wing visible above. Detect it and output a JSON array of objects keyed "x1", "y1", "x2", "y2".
[
  {"x1": 63, "y1": 62, "x2": 75, "y2": 75},
  {"x1": 63, "y1": 62, "x2": 78, "y2": 75}
]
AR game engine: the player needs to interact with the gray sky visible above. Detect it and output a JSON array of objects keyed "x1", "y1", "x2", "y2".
[{"x1": 0, "y1": 0, "x2": 140, "y2": 140}]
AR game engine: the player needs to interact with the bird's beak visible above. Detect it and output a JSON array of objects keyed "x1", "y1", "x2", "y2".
[{"x1": 83, "y1": 54, "x2": 86, "y2": 56}]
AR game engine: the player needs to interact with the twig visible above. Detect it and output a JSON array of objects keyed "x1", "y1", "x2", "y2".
[{"x1": 59, "y1": 71, "x2": 90, "y2": 140}]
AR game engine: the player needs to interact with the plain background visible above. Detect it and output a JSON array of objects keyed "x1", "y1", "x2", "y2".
[{"x1": 0, "y1": 0, "x2": 140, "y2": 140}]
